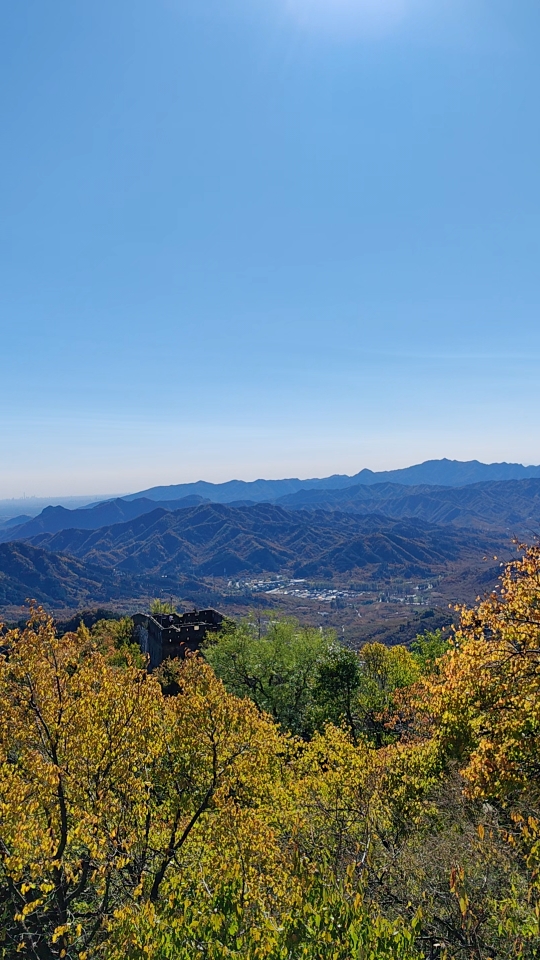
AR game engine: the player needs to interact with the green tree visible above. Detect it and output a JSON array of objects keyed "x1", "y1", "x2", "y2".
[
  {"x1": 313, "y1": 643, "x2": 363, "y2": 743},
  {"x1": 206, "y1": 619, "x2": 423, "y2": 745},
  {"x1": 410, "y1": 628, "x2": 450, "y2": 674},
  {"x1": 204, "y1": 615, "x2": 335, "y2": 737}
]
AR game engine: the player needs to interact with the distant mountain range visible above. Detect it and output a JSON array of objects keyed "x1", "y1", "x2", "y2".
[
  {"x1": 1, "y1": 458, "x2": 537, "y2": 611},
  {"x1": 123, "y1": 459, "x2": 540, "y2": 503},
  {"x1": 2, "y1": 460, "x2": 539, "y2": 529},
  {"x1": 3, "y1": 478, "x2": 540, "y2": 546},
  {"x1": 276, "y1": 478, "x2": 540, "y2": 533},
  {"x1": 27, "y1": 502, "x2": 501, "y2": 583},
  {"x1": 0, "y1": 495, "x2": 118, "y2": 524},
  {"x1": 0, "y1": 514, "x2": 33, "y2": 530},
  {"x1": 0, "y1": 496, "x2": 208, "y2": 544}
]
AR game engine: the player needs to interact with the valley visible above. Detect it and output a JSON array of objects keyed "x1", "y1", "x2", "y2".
[{"x1": 0, "y1": 461, "x2": 528, "y2": 649}]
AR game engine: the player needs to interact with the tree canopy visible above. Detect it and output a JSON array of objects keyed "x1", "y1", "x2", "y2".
[{"x1": 1, "y1": 543, "x2": 540, "y2": 957}]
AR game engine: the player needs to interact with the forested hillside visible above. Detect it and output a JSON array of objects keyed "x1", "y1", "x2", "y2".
[
  {"x1": 27, "y1": 502, "x2": 502, "y2": 579},
  {"x1": 277, "y1": 477, "x2": 540, "y2": 533},
  {"x1": 0, "y1": 542, "x2": 121, "y2": 607},
  {"x1": 4, "y1": 478, "x2": 540, "y2": 551}
]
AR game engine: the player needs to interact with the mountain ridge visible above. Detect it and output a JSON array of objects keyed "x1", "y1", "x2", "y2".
[
  {"x1": 0, "y1": 542, "x2": 126, "y2": 607},
  {"x1": 276, "y1": 477, "x2": 540, "y2": 533},
  {"x1": 121, "y1": 459, "x2": 540, "y2": 503},
  {"x1": 4, "y1": 477, "x2": 540, "y2": 545},
  {"x1": 0, "y1": 496, "x2": 209, "y2": 544},
  {"x1": 27, "y1": 501, "x2": 504, "y2": 581}
]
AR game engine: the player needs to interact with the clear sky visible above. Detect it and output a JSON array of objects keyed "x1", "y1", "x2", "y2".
[{"x1": 1, "y1": 0, "x2": 539, "y2": 497}]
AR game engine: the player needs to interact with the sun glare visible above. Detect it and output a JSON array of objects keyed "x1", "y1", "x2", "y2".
[{"x1": 280, "y1": 0, "x2": 427, "y2": 34}]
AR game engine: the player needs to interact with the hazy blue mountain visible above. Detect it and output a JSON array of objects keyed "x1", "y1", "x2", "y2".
[
  {"x1": 0, "y1": 515, "x2": 33, "y2": 530},
  {"x1": 5, "y1": 475, "x2": 540, "y2": 547},
  {"x1": 0, "y1": 495, "x2": 209, "y2": 544},
  {"x1": 349, "y1": 459, "x2": 540, "y2": 487},
  {"x1": 0, "y1": 495, "x2": 118, "y2": 522},
  {"x1": 277, "y1": 478, "x2": 540, "y2": 534},
  {"x1": 122, "y1": 459, "x2": 540, "y2": 504},
  {"x1": 29, "y1": 502, "x2": 502, "y2": 581},
  {"x1": 124, "y1": 478, "x2": 321, "y2": 503}
]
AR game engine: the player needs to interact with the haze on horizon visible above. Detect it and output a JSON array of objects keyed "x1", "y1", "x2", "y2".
[{"x1": 1, "y1": 0, "x2": 539, "y2": 499}]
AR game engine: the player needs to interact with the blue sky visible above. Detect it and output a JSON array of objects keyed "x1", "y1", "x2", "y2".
[{"x1": 1, "y1": 0, "x2": 539, "y2": 496}]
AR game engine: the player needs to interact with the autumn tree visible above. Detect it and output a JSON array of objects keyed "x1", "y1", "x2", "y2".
[
  {"x1": 0, "y1": 608, "x2": 285, "y2": 959},
  {"x1": 400, "y1": 542, "x2": 540, "y2": 953},
  {"x1": 150, "y1": 599, "x2": 176, "y2": 615},
  {"x1": 5, "y1": 544, "x2": 540, "y2": 960},
  {"x1": 81, "y1": 615, "x2": 145, "y2": 668},
  {"x1": 422, "y1": 542, "x2": 540, "y2": 803},
  {"x1": 204, "y1": 616, "x2": 422, "y2": 746}
]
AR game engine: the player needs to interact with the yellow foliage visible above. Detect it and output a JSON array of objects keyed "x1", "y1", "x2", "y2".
[
  {"x1": 419, "y1": 542, "x2": 540, "y2": 803},
  {"x1": 3, "y1": 562, "x2": 540, "y2": 960},
  {"x1": 0, "y1": 607, "x2": 289, "y2": 957}
]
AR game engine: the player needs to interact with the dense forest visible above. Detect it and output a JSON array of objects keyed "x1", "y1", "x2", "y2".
[{"x1": 1, "y1": 543, "x2": 540, "y2": 958}]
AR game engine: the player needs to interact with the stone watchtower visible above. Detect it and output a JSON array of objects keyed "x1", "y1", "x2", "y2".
[{"x1": 132, "y1": 608, "x2": 223, "y2": 671}]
